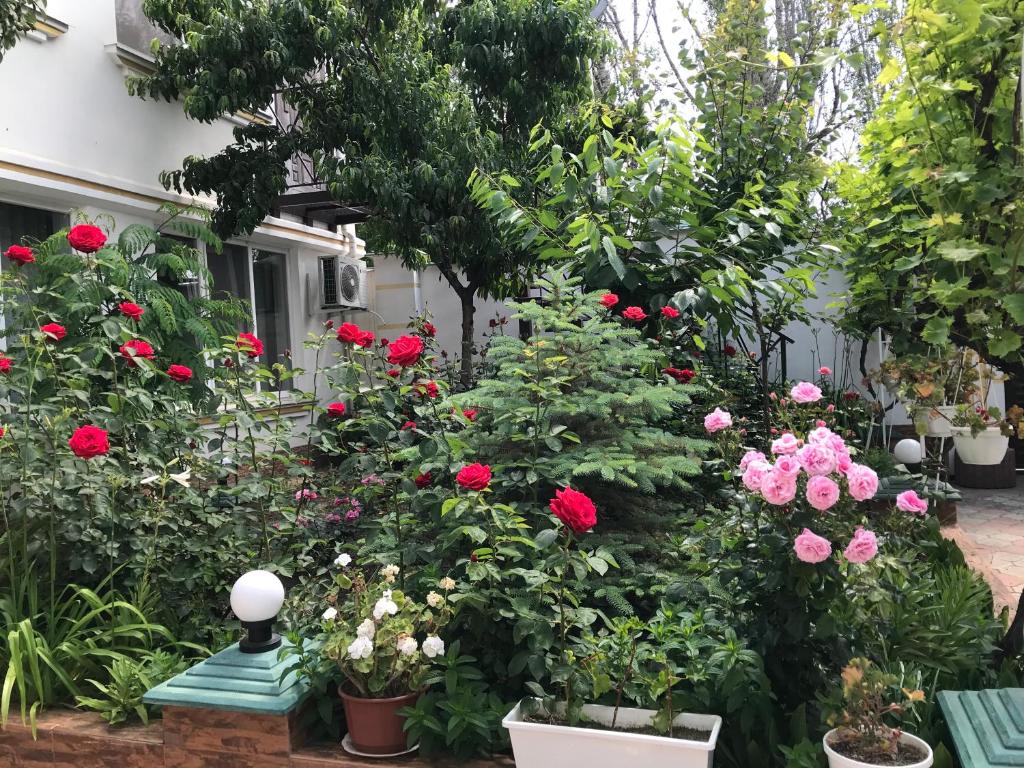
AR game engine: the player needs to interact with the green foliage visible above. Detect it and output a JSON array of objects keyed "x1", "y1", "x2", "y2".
[
  {"x1": 75, "y1": 650, "x2": 191, "y2": 725},
  {"x1": 0, "y1": 0, "x2": 42, "y2": 61},
  {"x1": 134, "y1": 0, "x2": 605, "y2": 384},
  {"x1": 840, "y1": 0, "x2": 1024, "y2": 364}
]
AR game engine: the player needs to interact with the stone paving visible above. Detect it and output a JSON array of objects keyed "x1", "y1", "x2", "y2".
[{"x1": 942, "y1": 480, "x2": 1024, "y2": 615}]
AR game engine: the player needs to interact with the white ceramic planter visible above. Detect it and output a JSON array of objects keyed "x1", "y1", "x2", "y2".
[
  {"x1": 951, "y1": 426, "x2": 1009, "y2": 465},
  {"x1": 917, "y1": 405, "x2": 957, "y2": 438},
  {"x1": 503, "y1": 699, "x2": 721, "y2": 768},
  {"x1": 823, "y1": 728, "x2": 933, "y2": 768}
]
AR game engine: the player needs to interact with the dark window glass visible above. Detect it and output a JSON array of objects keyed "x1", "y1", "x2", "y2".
[
  {"x1": 252, "y1": 250, "x2": 291, "y2": 391},
  {"x1": 207, "y1": 243, "x2": 251, "y2": 323}
]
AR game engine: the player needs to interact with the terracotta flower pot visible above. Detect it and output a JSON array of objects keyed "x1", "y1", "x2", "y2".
[{"x1": 340, "y1": 689, "x2": 419, "y2": 755}]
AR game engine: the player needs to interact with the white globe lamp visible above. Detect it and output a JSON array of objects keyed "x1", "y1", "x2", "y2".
[
  {"x1": 230, "y1": 570, "x2": 285, "y2": 653},
  {"x1": 893, "y1": 438, "x2": 923, "y2": 470}
]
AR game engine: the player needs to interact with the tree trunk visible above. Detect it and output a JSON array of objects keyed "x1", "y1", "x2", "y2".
[{"x1": 459, "y1": 288, "x2": 475, "y2": 390}]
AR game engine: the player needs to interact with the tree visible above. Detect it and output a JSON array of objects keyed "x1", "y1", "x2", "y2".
[
  {"x1": 0, "y1": 0, "x2": 43, "y2": 61},
  {"x1": 840, "y1": 0, "x2": 1024, "y2": 369},
  {"x1": 133, "y1": 0, "x2": 604, "y2": 387}
]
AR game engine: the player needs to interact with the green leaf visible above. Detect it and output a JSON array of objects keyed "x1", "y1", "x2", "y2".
[
  {"x1": 1001, "y1": 294, "x2": 1024, "y2": 324},
  {"x1": 921, "y1": 316, "x2": 952, "y2": 345}
]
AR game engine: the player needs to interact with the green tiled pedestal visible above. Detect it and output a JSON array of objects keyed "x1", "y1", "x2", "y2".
[
  {"x1": 938, "y1": 688, "x2": 1024, "y2": 767},
  {"x1": 144, "y1": 641, "x2": 312, "y2": 767}
]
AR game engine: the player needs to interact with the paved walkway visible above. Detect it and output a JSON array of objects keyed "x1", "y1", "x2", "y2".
[{"x1": 942, "y1": 481, "x2": 1024, "y2": 615}]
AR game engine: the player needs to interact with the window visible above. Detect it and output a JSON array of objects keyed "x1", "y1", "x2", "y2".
[
  {"x1": 0, "y1": 201, "x2": 68, "y2": 348},
  {"x1": 206, "y1": 243, "x2": 292, "y2": 392}
]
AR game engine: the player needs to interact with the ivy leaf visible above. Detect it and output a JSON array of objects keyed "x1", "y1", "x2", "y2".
[{"x1": 921, "y1": 316, "x2": 952, "y2": 345}]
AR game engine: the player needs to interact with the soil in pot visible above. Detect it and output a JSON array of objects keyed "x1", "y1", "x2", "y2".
[
  {"x1": 826, "y1": 731, "x2": 928, "y2": 766},
  {"x1": 524, "y1": 712, "x2": 711, "y2": 742}
]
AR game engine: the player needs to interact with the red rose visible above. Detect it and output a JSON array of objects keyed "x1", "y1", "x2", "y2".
[
  {"x1": 0, "y1": 356, "x2": 10, "y2": 374},
  {"x1": 355, "y1": 329, "x2": 375, "y2": 348},
  {"x1": 119, "y1": 339, "x2": 155, "y2": 366},
  {"x1": 387, "y1": 335, "x2": 424, "y2": 367},
  {"x1": 4, "y1": 245, "x2": 34, "y2": 265},
  {"x1": 415, "y1": 380, "x2": 439, "y2": 399},
  {"x1": 237, "y1": 332, "x2": 263, "y2": 358},
  {"x1": 660, "y1": 305, "x2": 680, "y2": 319},
  {"x1": 462, "y1": 409, "x2": 478, "y2": 422},
  {"x1": 386, "y1": 368, "x2": 401, "y2": 378},
  {"x1": 68, "y1": 425, "x2": 109, "y2": 459},
  {"x1": 549, "y1": 486, "x2": 597, "y2": 534},
  {"x1": 327, "y1": 402, "x2": 347, "y2": 417},
  {"x1": 456, "y1": 463, "x2": 491, "y2": 491},
  {"x1": 380, "y1": 338, "x2": 390, "y2": 347},
  {"x1": 662, "y1": 367, "x2": 695, "y2": 383},
  {"x1": 415, "y1": 471, "x2": 432, "y2": 488},
  {"x1": 599, "y1": 293, "x2": 619, "y2": 309},
  {"x1": 336, "y1": 322, "x2": 365, "y2": 344},
  {"x1": 167, "y1": 364, "x2": 193, "y2": 382},
  {"x1": 401, "y1": 420, "x2": 416, "y2": 430},
  {"x1": 119, "y1": 302, "x2": 144, "y2": 321},
  {"x1": 67, "y1": 224, "x2": 107, "y2": 253},
  {"x1": 0, "y1": 426, "x2": 4, "y2": 438},
  {"x1": 723, "y1": 344, "x2": 737, "y2": 357},
  {"x1": 40, "y1": 323, "x2": 66, "y2": 342},
  {"x1": 622, "y1": 306, "x2": 647, "y2": 322},
  {"x1": 423, "y1": 322, "x2": 437, "y2": 337},
  {"x1": 843, "y1": 391, "x2": 859, "y2": 402}
]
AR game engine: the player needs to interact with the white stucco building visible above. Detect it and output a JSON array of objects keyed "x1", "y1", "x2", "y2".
[{"x1": 0, "y1": 0, "x2": 506, "y2": 404}]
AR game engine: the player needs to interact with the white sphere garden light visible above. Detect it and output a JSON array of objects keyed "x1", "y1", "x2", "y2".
[
  {"x1": 230, "y1": 570, "x2": 285, "y2": 653},
  {"x1": 893, "y1": 438, "x2": 924, "y2": 468}
]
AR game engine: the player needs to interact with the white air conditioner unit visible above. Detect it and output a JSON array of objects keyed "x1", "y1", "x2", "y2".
[{"x1": 318, "y1": 255, "x2": 368, "y2": 310}]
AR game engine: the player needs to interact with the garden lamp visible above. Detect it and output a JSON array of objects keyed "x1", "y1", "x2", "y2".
[
  {"x1": 230, "y1": 570, "x2": 285, "y2": 653},
  {"x1": 893, "y1": 438, "x2": 923, "y2": 471}
]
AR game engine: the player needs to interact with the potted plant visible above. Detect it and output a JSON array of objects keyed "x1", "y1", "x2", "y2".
[
  {"x1": 869, "y1": 348, "x2": 973, "y2": 438},
  {"x1": 822, "y1": 657, "x2": 932, "y2": 768},
  {"x1": 502, "y1": 488, "x2": 721, "y2": 768},
  {"x1": 949, "y1": 403, "x2": 1012, "y2": 466},
  {"x1": 321, "y1": 559, "x2": 452, "y2": 757}
]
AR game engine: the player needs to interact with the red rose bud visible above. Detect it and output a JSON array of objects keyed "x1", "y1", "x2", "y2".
[
  {"x1": 118, "y1": 302, "x2": 144, "y2": 321},
  {"x1": 599, "y1": 293, "x2": 619, "y2": 309},
  {"x1": 380, "y1": 338, "x2": 390, "y2": 347},
  {"x1": 323, "y1": 319, "x2": 335, "y2": 329},
  {"x1": 401, "y1": 420, "x2": 416, "y2": 430},
  {"x1": 415, "y1": 380, "x2": 439, "y2": 398},
  {"x1": 423, "y1": 321, "x2": 437, "y2": 337},
  {"x1": 470, "y1": 552, "x2": 479, "y2": 562},
  {"x1": 387, "y1": 335, "x2": 424, "y2": 367},
  {"x1": 549, "y1": 486, "x2": 597, "y2": 534},
  {"x1": 456, "y1": 463, "x2": 491, "y2": 491},
  {"x1": 723, "y1": 344, "x2": 737, "y2": 356},
  {"x1": 40, "y1": 323, "x2": 66, "y2": 342},
  {"x1": 326, "y1": 402, "x2": 347, "y2": 417},
  {"x1": 0, "y1": 356, "x2": 11, "y2": 374},
  {"x1": 68, "y1": 425, "x2": 109, "y2": 459},
  {"x1": 67, "y1": 224, "x2": 107, "y2": 253},
  {"x1": 462, "y1": 409, "x2": 478, "y2": 421},
  {"x1": 119, "y1": 339, "x2": 155, "y2": 367},
  {"x1": 386, "y1": 368, "x2": 401, "y2": 377},
  {"x1": 237, "y1": 332, "x2": 263, "y2": 358},
  {"x1": 167, "y1": 364, "x2": 193, "y2": 382},
  {"x1": 415, "y1": 471, "x2": 432, "y2": 488},
  {"x1": 622, "y1": 306, "x2": 647, "y2": 322},
  {"x1": 4, "y1": 245, "x2": 34, "y2": 265}
]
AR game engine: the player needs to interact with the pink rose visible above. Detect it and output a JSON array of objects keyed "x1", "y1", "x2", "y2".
[
  {"x1": 704, "y1": 408, "x2": 732, "y2": 433},
  {"x1": 846, "y1": 464, "x2": 878, "y2": 502},
  {"x1": 896, "y1": 490, "x2": 928, "y2": 516},
  {"x1": 827, "y1": 433, "x2": 848, "y2": 454},
  {"x1": 742, "y1": 460, "x2": 772, "y2": 491},
  {"x1": 796, "y1": 443, "x2": 836, "y2": 476},
  {"x1": 844, "y1": 527, "x2": 878, "y2": 563},
  {"x1": 771, "y1": 433, "x2": 801, "y2": 455},
  {"x1": 794, "y1": 528, "x2": 832, "y2": 563},
  {"x1": 740, "y1": 450, "x2": 766, "y2": 471},
  {"x1": 819, "y1": 366, "x2": 832, "y2": 376},
  {"x1": 836, "y1": 453, "x2": 853, "y2": 475},
  {"x1": 790, "y1": 381, "x2": 823, "y2": 404},
  {"x1": 826, "y1": 403, "x2": 836, "y2": 413},
  {"x1": 773, "y1": 455, "x2": 801, "y2": 477},
  {"x1": 760, "y1": 470, "x2": 797, "y2": 505},
  {"x1": 807, "y1": 426, "x2": 833, "y2": 445},
  {"x1": 806, "y1": 475, "x2": 841, "y2": 511}
]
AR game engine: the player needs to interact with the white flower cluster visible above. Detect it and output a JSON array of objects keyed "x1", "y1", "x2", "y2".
[
  {"x1": 426, "y1": 591, "x2": 444, "y2": 608},
  {"x1": 322, "y1": 606, "x2": 338, "y2": 621},
  {"x1": 334, "y1": 553, "x2": 352, "y2": 567},
  {"x1": 381, "y1": 564, "x2": 400, "y2": 583},
  {"x1": 397, "y1": 636, "x2": 418, "y2": 656},
  {"x1": 438, "y1": 577, "x2": 456, "y2": 591},
  {"x1": 348, "y1": 636, "x2": 373, "y2": 660},
  {"x1": 373, "y1": 590, "x2": 399, "y2": 621},
  {"x1": 422, "y1": 635, "x2": 445, "y2": 659},
  {"x1": 357, "y1": 618, "x2": 375, "y2": 639}
]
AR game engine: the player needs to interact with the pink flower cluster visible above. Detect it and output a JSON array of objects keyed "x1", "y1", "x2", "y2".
[{"x1": 740, "y1": 423, "x2": 880, "y2": 565}]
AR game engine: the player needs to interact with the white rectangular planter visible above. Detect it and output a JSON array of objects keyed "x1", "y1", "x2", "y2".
[{"x1": 503, "y1": 699, "x2": 722, "y2": 768}]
